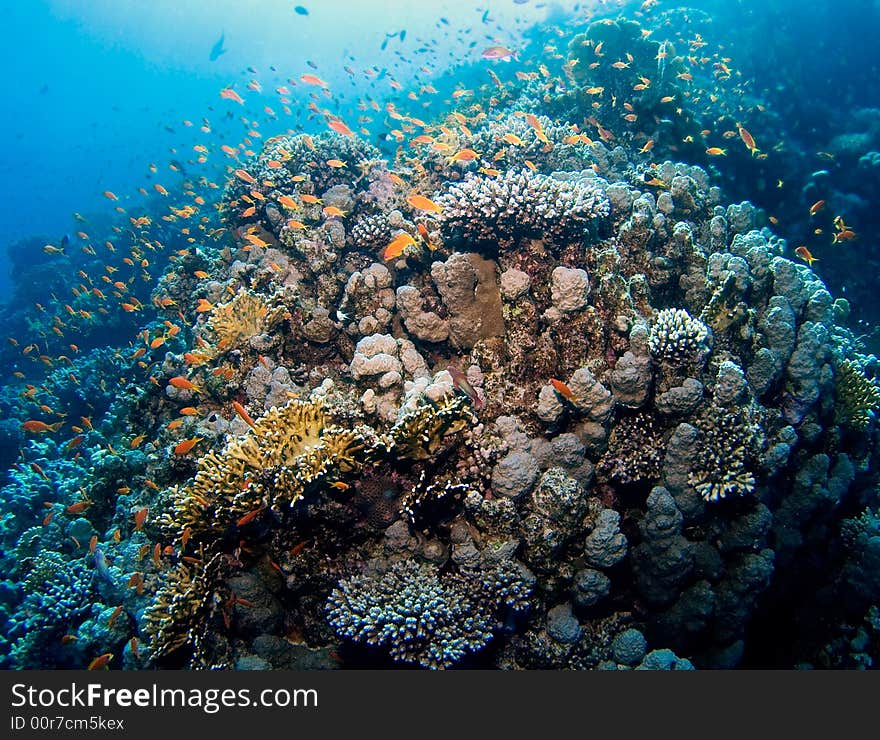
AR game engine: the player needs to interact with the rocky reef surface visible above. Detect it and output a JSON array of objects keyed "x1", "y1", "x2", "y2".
[{"x1": 1, "y1": 19, "x2": 879, "y2": 671}]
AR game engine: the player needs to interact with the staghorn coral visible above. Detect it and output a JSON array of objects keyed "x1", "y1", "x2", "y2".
[
  {"x1": 205, "y1": 288, "x2": 288, "y2": 353},
  {"x1": 326, "y1": 559, "x2": 532, "y2": 669},
  {"x1": 835, "y1": 359, "x2": 880, "y2": 430},
  {"x1": 434, "y1": 168, "x2": 609, "y2": 248},
  {"x1": 648, "y1": 308, "x2": 711, "y2": 365}
]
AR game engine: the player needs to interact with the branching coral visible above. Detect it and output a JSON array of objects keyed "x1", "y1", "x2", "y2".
[
  {"x1": 8, "y1": 551, "x2": 93, "y2": 668},
  {"x1": 400, "y1": 469, "x2": 473, "y2": 528},
  {"x1": 142, "y1": 551, "x2": 232, "y2": 669},
  {"x1": 326, "y1": 559, "x2": 532, "y2": 669},
  {"x1": 689, "y1": 406, "x2": 762, "y2": 502},
  {"x1": 349, "y1": 213, "x2": 394, "y2": 251},
  {"x1": 205, "y1": 288, "x2": 287, "y2": 353},
  {"x1": 648, "y1": 308, "x2": 711, "y2": 364},
  {"x1": 598, "y1": 412, "x2": 665, "y2": 484},
  {"x1": 434, "y1": 168, "x2": 609, "y2": 248},
  {"x1": 835, "y1": 359, "x2": 880, "y2": 430}
]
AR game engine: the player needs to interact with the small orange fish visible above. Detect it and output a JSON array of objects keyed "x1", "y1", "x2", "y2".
[
  {"x1": 301, "y1": 73, "x2": 328, "y2": 87},
  {"x1": 107, "y1": 605, "x2": 124, "y2": 629},
  {"x1": 174, "y1": 437, "x2": 202, "y2": 455},
  {"x1": 449, "y1": 148, "x2": 479, "y2": 163},
  {"x1": 21, "y1": 420, "x2": 63, "y2": 433},
  {"x1": 137, "y1": 544, "x2": 150, "y2": 562},
  {"x1": 152, "y1": 542, "x2": 162, "y2": 568},
  {"x1": 809, "y1": 200, "x2": 826, "y2": 217},
  {"x1": 327, "y1": 119, "x2": 354, "y2": 136},
  {"x1": 181, "y1": 526, "x2": 192, "y2": 551},
  {"x1": 407, "y1": 194, "x2": 443, "y2": 213},
  {"x1": 326, "y1": 158, "x2": 346, "y2": 168},
  {"x1": 61, "y1": 634, "x2": 79, "y2": 645},
  {"x1": 322, "y1": 205, "x2": 345, "y2": 218},
  {"x1": 833, "y1": 229, "x2": 857, "y2": 243},
  {"x1": 737, "y1": 124, "x2": 759, "y2": 155},
  {"x1": 383, "y1": 232, "x2": 416, "y2": 260},
  {"x1": 705, "y1": 147, "x2": 727, "y2": 156},
  {"x1": 130, "y1": 637, "x2": 140, "y2": 659},
  {"x1": 65, "y1": 501, "x2": 93, "y2": 515},
  {"x1": 133, "y1": 507, "x2": 148, "y2": 531},
  {"x1": 220, "y1": 87, "x2": 244, "y2": 104},
  {"x1": 168, "y1": 376, "x2": 200, "y2": 393},
  {"x1": 87, "y1": 653, "x2": 114, "y2": 671},
  {"x1": 65, "y1": 434, "x2": 86, "y2": 452},
  {"x1": 130, "y1": 434, "x2": 147, "y2": 449},
  {"x1": 233, "y1": 401, "x2": 257, "y2": 429},
  {"x1": 278, "y1": 195, "x2": 299, "y2": 210},
  {"x1": 549, "y1": 378, "x2": 576, "y2": 401},
  {"x1": 234, "y1": 169, "x2": 257, "y2": 185},
  {"x1": 179, "y1": 407, "x2": 200, "y2": 416},
  {"x1": 795, "y1": 246, "x2": 818, "y2": 266},
  {"x1": 42, "y1": 510, "x2": 55, "y2": 526},
  {"x1": 89, "y1": 535, "x2": 98, "y2": 554},
  {"x1": 236, "y1": 507, "x2": 264, "y2": 527}
]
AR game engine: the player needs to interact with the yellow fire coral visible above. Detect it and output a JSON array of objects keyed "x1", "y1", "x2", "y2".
[
  {"x1": 165, "y1": 399, "x2": 374, "y2": 539},
  {"x1": 142, "y1": 550, "x2": 231, "y2": 668},
  {"x1": 206, "y1": 288, "x2": 288, "y2": 353}
]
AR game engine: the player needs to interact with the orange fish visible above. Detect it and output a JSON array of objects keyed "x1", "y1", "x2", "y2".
[
  {"x1": 233, "y1": 401, "x2": 257, "y2": 429},
  {"x1": 103, "y1": 191, "x2": 118, "y2": 201},
  {"x1": 107, "y1": 605, "x2": 124, "y2": 629},
  {"x1": 87, "y1": 653, "x2": 113, "y2": 671},
  {"x1": 130, "y1": 434, "x2": 147, "y2": 449},
  {"x1": 383, "y1": 232, "x2": 416, "y2": 260},
  {"x1": 832, "y1": 229, "x2": 857, "y2": 243},
  {"x1": 133, "y1": 507, "x2": 148, "y2": 531},
  {"x1": 278, "y1": 195, "x2": 299, "y2": 210},
  {"x1": 407, "y1": 194, "x2": 443, "y2": 213},
  {"x1": 301, "y1": 73, "x2": 328, "y2": 87},
  {"x1": 326, "y1": 159, "x2": 346, "y2": 168},
  {"x1": 65, "y1": 434, "x2": 86, "y2": 452},
  {"x1": 130, "y1": 637, "x2": 140, "y2": 659},
  {"x1": 21, "y1": 420, "x2": 63, "y2": 434},
  {"x1": 549, "y1": 378, "x2": 576, "y2": 401},
  {"x1": 809, "y1": 200, "x2": 826, "y2": 217},
  {"x1": 169, "y1": 376, "x2": 200, "y2": 393},
  {"x1": 65, "y1": 501, "x2": 93, "y2": 515},
  {"x1": 179, "y1": 407, "x2": 200, "y2": 416},
  {"x1": 152, "y1": 542, "x2": 162, "y2": 568},
  {"x1": 322, "y1": 205, "x2": 345, "y2": 218},
  {"x1": 181, "y1": 526, "x2": 192, "y2": 551},
  {"x1": 173, "y1": 437, "x2": 202, "y2": 455},
  {"x1": 795, "y1": 246, "x2": 818, "y2": 266},
  {"x1": 737, "y1": 124, "x2": 759, "y2": 155},
  {"x1": 449, "y1": 148, "x2": 479, "y2": 163},
  {"x1": 234, "y1": 169, "x2": 257, "y2": 185},
  {"x1": 89, "y1": 535, "x2": 98, "y2": 554},
  {"x1": 220, "y1": 87, "x2": 244, "y2": 104},
  {"x1": 705, "y1": 147, "x2": 727, "y2": 156},
  {"x1": 236, "y1": 507, "x2": 265, "y2": 527}
]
